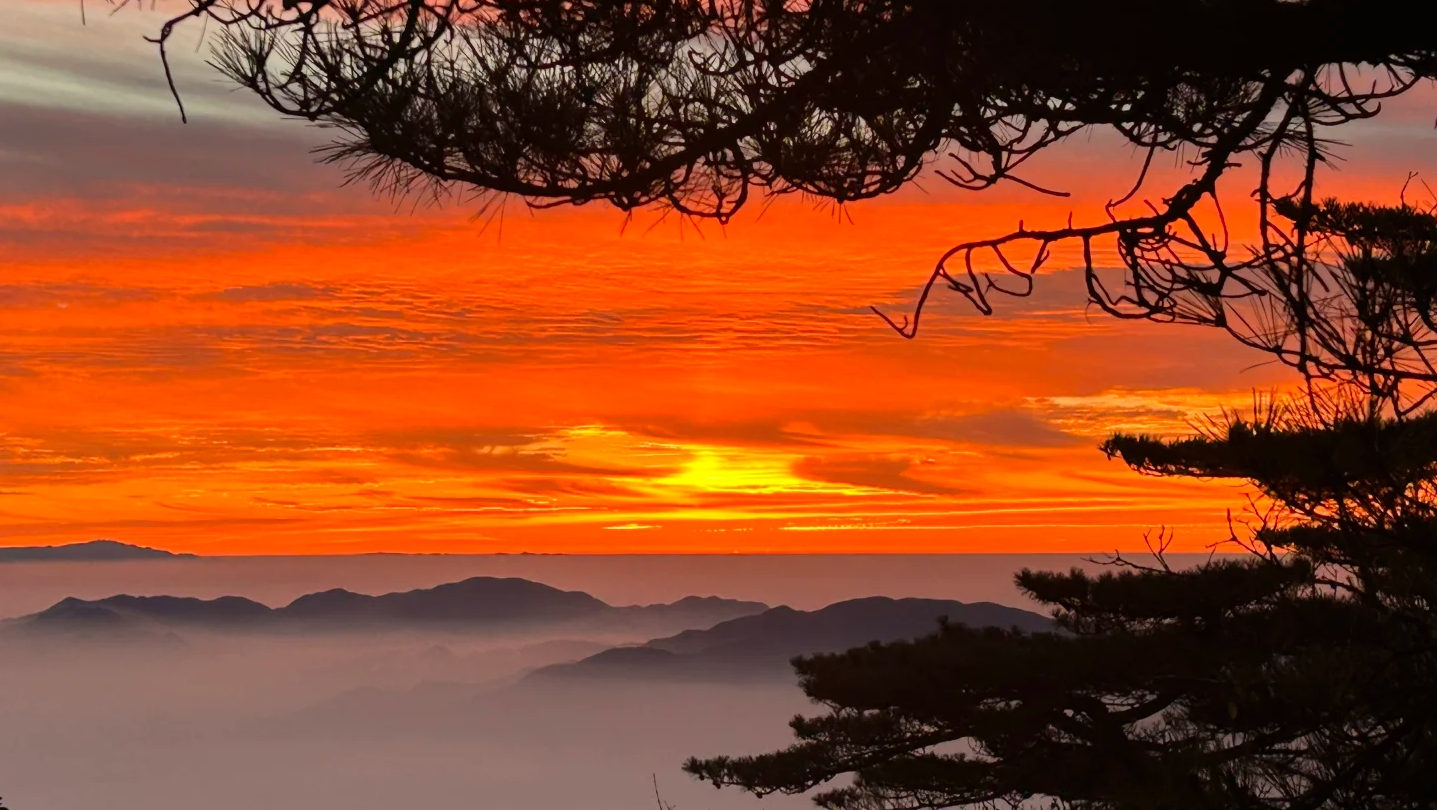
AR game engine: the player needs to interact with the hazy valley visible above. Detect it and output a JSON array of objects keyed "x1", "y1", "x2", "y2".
[{"x1": 0, "y1": 553, "x2": 1076, "y2": 810}]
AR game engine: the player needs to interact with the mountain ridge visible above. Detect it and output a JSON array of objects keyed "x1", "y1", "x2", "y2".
[
  {"x1": 528, "y1": 596, "x2": 1053, "y2": 683},
  {"x1": 0, "y1": 540, "x2": 194, "y2": 562},
  {"x1": 2, "y1": 576, "x2": 769, "y2": 636}
]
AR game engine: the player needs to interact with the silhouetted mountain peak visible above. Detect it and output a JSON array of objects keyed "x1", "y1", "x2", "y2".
[
  {"x1": 531, "y1": 596, "x2": 1053, "y2": 683},
  {"x1": 32, "y1": 597, "x2": 128, "y2": 626},
  {"x1": 0, "y1": 540, "x2": 194, "y2": 562},
  {"x1": 95, "y1": 594, "x2": 273, "y2": 624},
  {"x1": 279, "y1": 577, "x2": 610, "y2": 624},
  {"x1": 614, "y1": 594, "x2": 770, "y2": 622},
  {"x1": 667, "y1": 596, "x2": 747, "y2": 607},
  {"x1": 7, "y1": 577, "x2": 768, "y2": 636},
  {"x1": 281, "y1": 588, "x2": 369, "y2": 615}
]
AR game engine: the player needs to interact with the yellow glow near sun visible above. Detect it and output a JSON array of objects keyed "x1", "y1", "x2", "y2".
[
  {"x1": 635, "y1": 445, "x2": 904, "y2": 504},
  {"x1": 650, "y1": 447, "x2": 830, "y2": 496},
  {"x1": 655, "y1": 448, "x2": 788, "y2": 493}
]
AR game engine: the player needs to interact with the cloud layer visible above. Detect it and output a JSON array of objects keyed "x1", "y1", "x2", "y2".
[{"x1": 2, "y1": 0, "x2": 1434, "y2": 552}]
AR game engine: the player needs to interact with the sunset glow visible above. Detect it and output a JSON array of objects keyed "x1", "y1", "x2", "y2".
[{"x1": 2, "y1": 2, "x2": 1434, "y2": 554}]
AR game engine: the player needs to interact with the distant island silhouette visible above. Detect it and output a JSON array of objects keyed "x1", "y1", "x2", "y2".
[
  {"x1": 0, "y1": 540, "x2": 195, "y2": 563},
  {"x1": 527, "y1": 596, "x2": 1053, "y2": 683},
  {"x1": 2, "y1": 576, "x2": 768, "y2": 637}
]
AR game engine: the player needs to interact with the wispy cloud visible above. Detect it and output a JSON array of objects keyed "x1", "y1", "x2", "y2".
[{"x1": 3, "y1": 0, "x2": 1431, "y2": 552}]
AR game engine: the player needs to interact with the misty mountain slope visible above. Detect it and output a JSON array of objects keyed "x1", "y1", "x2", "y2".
[
  {"x1": 1, "y1": 597, "x2": 190, "y2": 648},
  {"x1": 292, "y1": 638, "x2": 615, "y2": 698},
  {"x1": 2, "y1": 577, "x2": 769, "y2": 637},
  {"x1": 90, "y1": 595, "x2": 272, "y2": 625},
  {"x1": 529, "y1": 596, "x2": 1053, "y2": 683},
  {"x1": 274, "y1": 666, "x2": 811, "y2": 747},
  {"x1": 612, "y1": 595, "x2": 771, "y2": 625}
]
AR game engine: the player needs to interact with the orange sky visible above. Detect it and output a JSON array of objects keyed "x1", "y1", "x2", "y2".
[{"x1": 1, "y1": 3, "x2": 1434, "y2": 554}]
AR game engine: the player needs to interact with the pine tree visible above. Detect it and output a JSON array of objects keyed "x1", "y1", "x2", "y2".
[
  {"x1": 683, "y1": 200, "x2": 1437, "y2": 810},
  {"x1": 157, "y1": 1, "x2": 1437, "y2": 349}
]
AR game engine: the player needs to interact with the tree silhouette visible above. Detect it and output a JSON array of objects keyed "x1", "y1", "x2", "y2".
[
  {"x1": 153, "y1": 0, "x2": 1437, "y2": 355},
  {"x1": 683, "y1": 201, "x2": 1437, "y2": 809},
  {"x1": 132, "y1": 6, "x2": 1437, "y2": 807}
]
